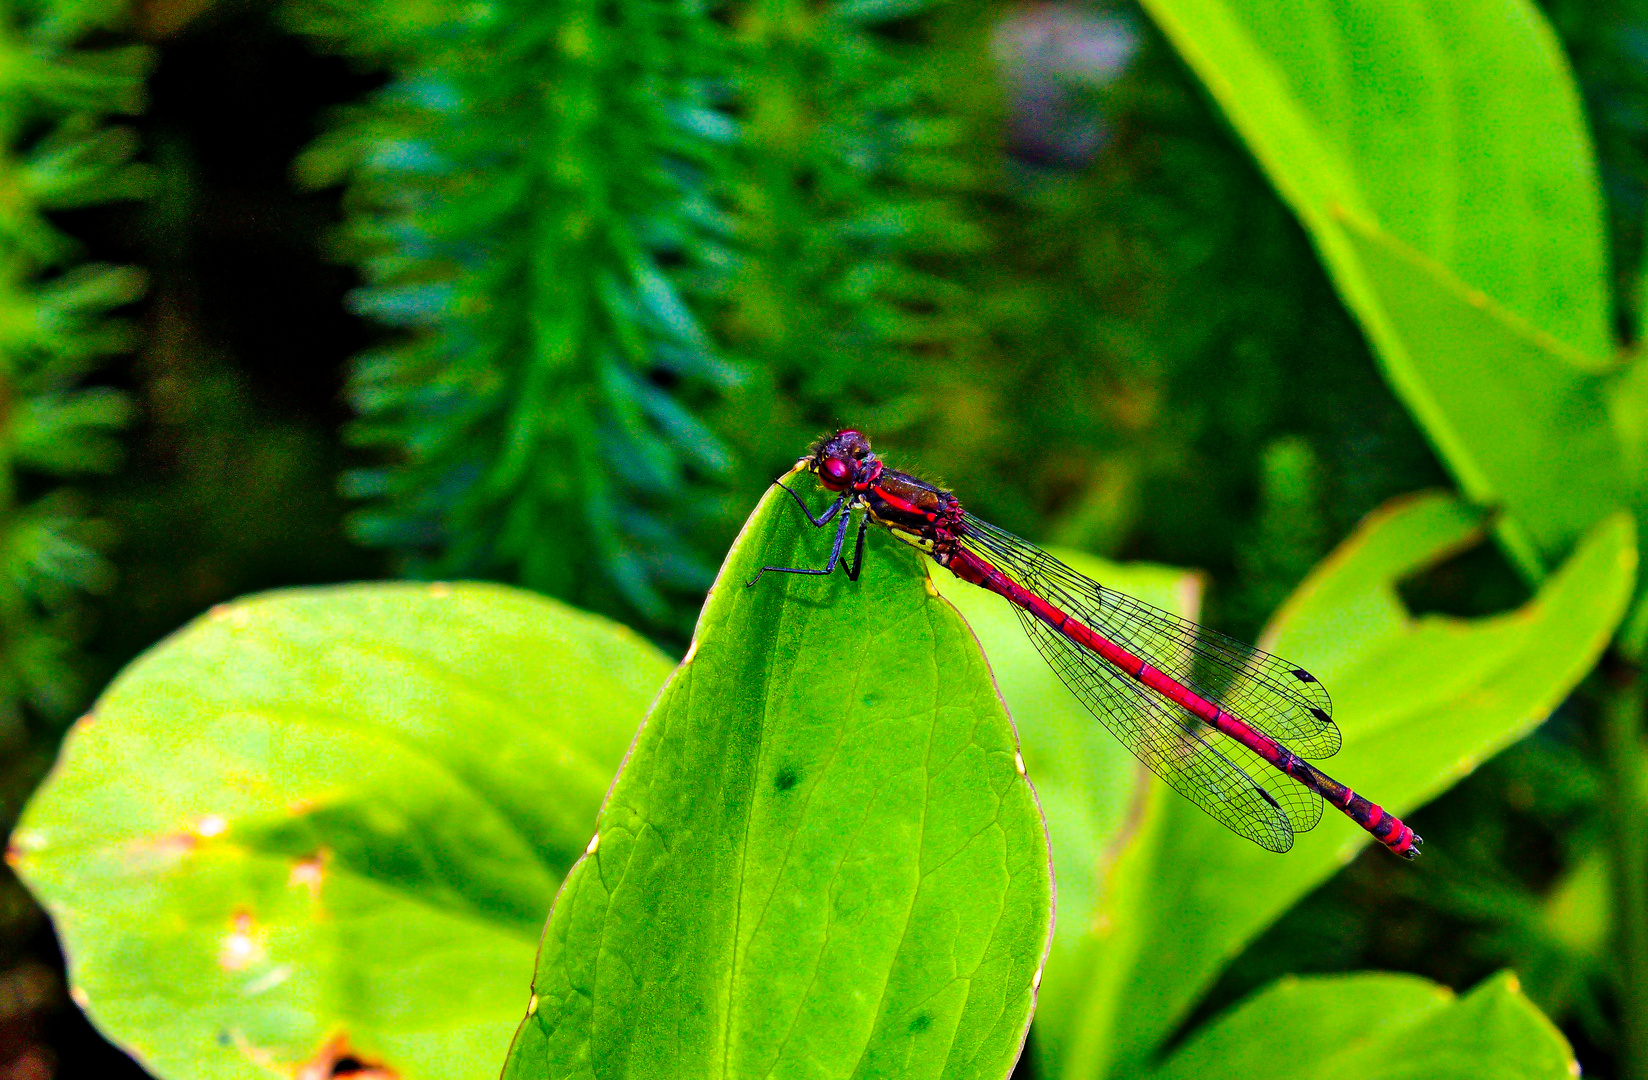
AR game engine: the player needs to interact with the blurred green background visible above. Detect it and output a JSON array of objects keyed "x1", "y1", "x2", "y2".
[{"x1": 0, "y1": 0, "x2": 1643, "y2": 1075}]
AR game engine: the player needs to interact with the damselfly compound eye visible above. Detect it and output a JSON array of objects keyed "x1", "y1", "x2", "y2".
[{"x1": 820, "y1": 457, "x2": 853, "y2": 488}]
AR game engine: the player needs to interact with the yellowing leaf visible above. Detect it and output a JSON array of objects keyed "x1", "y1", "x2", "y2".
[{"x1": 12, "y1": 582, "x2": 671, "y2": 1080}]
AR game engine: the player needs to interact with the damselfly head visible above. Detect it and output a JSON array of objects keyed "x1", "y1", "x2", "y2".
[{"x1": 808, "y1": 429, "x2": 875, "y2": 491}]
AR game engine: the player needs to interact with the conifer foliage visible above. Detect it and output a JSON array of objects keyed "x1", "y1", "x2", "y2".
[
  {"x1": 709, "y1": 0, "x2": 985, "y2": 471},
  {"x1": 288, "y1": 0, "x2": 989, "y2": 632},
  {"x1": 0, "y1": 0, "x2": 146, "y2": 727},
  {"x1": 288, "y1": 0, "x2": 738, "y2": 627}
]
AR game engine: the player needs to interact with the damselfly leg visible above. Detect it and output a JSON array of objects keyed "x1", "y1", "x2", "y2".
[
  {"x1": 746, "y1": 482, "x2": 869, "y2": 587},
  {"x1": 775, "y1": 481, "x2": 845, "y2": 528}
]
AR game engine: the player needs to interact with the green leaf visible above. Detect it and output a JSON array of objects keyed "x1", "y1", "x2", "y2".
[
  {"x1": 930, "y1": 553, "x2": 1200, "y2": 1047},
  {"x1": 507, "y1": 477, "x2": 1054, "y2": 1080},
  {"x1": 1148, "y1": 971, "x2": 1576, "y2": 1080},
  {"x1": 1028, "y1": 494, "x2": 1635, "y2": 1080},
  {"x1": 1138, "y1": 0, "x2": 1625, "y2": 577},
  {"x1": 1610, "y1": 355, "x2": 1648, "y2": 659},
  {"x1": 10, "y1": 582, "x2": 671, "y2": 1080},
  {"x1": 1543, "y1": 848, "x2": 1610, "y2": 962}
]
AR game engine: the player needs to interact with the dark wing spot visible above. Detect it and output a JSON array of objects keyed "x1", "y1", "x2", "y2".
[
  {"x1": 774, "y1": 766, "x2": 800, "y2": 793},
  {"x1": 1309, "y1": 707, "x2": 1331, "y2": 723},
  {"x1": 908, "y1": 1013, "x2": 932, "y2": 1033},
  {"x1": 1291, "y1": 668, "x2": 1317, "y2": 683}
]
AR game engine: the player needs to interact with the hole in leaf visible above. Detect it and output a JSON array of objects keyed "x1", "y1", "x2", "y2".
[
  {"x1": 297, "y1": 1035, "x2": 397, "y2": 1080},
  {"x1": 1396, "y1": 532, "x2": 1528, "y2": 619}
]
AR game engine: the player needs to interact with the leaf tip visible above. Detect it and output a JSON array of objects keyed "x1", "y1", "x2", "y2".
[{"x1": 8, "y1": 829, "x2": 45, "y2": 857}]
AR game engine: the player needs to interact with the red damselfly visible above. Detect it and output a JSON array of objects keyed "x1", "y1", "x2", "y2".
[{"x1": 749, "y1": 430, "x2": 1421, "y2": 859}]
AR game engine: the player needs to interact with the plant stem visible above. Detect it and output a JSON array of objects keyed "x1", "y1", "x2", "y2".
[{"x1": 1605, "y1": 653, "x2": 1648, "y2": 1080}]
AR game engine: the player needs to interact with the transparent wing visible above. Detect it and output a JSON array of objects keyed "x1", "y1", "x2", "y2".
[
  {"x1": 960, "y1": 513, "x2": 1329, "y2": 847},
  {"x1": 962, "y1": 514, "x2": 1338, "y2": 758},
  {"x1": 1014, "y1": 610, "x2": 1322, "y2": 851}
]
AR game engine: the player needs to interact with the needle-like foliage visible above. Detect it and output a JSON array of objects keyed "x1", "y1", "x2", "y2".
[
  {"x1": 289, "y1": 0, "x2": 739, "y2": 629},
  {"x1": 707, "y1": 0, "x2": 989, "y2": 469},
  {"x1": 289, "y1": 0, "x2": 992, "y2": 633},
  {"x1": 0, "y1": 0, "x2": 146, "y2": 728}
]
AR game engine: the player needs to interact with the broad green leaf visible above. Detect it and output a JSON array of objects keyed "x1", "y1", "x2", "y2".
[
  {"x1": 1037, "y1": 494, "x2": 1635, "y2": 1080},
  {"x1": 11, "y1": 582, "x2": 671, "y2": 1080},
  {"x1": 1139, "y1": 0, "x2": 1625, "y2": 577},
  {"x1": 507, "y1": 476, "x2": 1054, "y2": 1080},
  {"x1": 1610, "y1": 354, "x2": 1648, "y2": 658},
  {"x1": 1543, "y1": 848, "x2": 1609, "y2": 962},
  {"x1": 1148, "y1": 971, "x2": 1575, "y2": 1080},
  {"x1": 930, "y1": 554, "x2": 1199, "y2": 1062}
]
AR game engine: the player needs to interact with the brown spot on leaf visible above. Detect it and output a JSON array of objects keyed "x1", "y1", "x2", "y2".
[
  {"x1": 220, "y1": 911, "x2": 259, "y2": 971},
  {"x1": 297, "y1": 1035, "x2": 398, "y2": 1080},
  {"x1": 7, "y1": 829, "x2": 47, "y2": 861},
  {"x1": 150, "y1": 833, "x2": 198, "y2": 856},
  {"x1": 226, "y1": 1030, "x2": 280, "y2": 1072},
  {"x1": 119, "y1": 830, "x2": 198, "y2": 874},
  {"x1": 289, "y1": 853, "x2": 326, "y2": 898}
]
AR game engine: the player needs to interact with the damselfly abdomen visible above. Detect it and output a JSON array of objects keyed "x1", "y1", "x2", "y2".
[{"x1": 748, "y1": 430, "x2": 1420, "y2": 859}]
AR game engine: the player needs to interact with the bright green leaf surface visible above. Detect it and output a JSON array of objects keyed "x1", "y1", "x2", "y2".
[
  {"x1": 1610, "y1": 353, "x2": 1648, "y2": 659},
  {"x1": 1038, "y1": 494, "x2": 1635, "y2": 1080},
  {"x1": 11, "y1": 582, "x2": 671, "y2": 1080},
  {"x1": 930, "y1": 554, "x2": 1199, "y2": 1061},
  {"x1": 1543, "y1": 848, "x2": 1610, "y2": 962},
  {"x1": 1148, "y1": 971, "x2": 1575, "y2": 1080},
  {"x1": 507, "y1": 477, "x2": 1054, "y2": 1080},
  {"x1": 1139, "y1": 0, "x2": 1624, "y2": 575}
]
